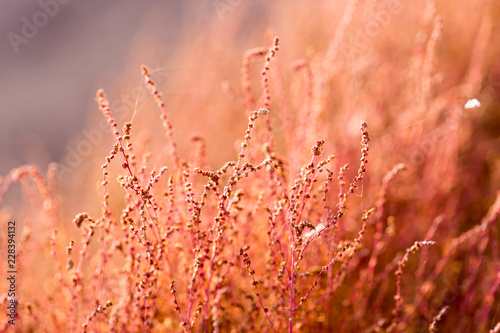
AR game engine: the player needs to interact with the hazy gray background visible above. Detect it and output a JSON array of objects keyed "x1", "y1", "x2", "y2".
[
  {"x1": 0, "y1": 0, "x2": 267, "y2": 175},
  {"x1": 0, "y1": 1, "x2": 173, "y2": 174}
]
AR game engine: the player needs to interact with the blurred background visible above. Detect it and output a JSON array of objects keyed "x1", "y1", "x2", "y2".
[
  {"x1": 1, "y1": 1, "x2": 173, "y2": 174},
  {"x1": 0, "y1": 0, "x2": 275, "y2": 175},
  {"x1": 2, "y1": 0, "x2": 499, "y2": 171}
]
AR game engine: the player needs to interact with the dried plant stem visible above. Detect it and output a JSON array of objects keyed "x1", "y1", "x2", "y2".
[
  {"x1": 391, "y1": 240, "x2": 436, "y2": 328},
  {"x1": 141, "y1": 65, "x2": 180, "y2": 170}
]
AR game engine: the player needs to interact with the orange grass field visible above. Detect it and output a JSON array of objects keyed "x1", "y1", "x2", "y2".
[{"x1": 1, "y1": 1, "x2": 500, "y2": 332}]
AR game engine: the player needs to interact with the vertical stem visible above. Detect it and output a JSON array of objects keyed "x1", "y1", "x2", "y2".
[{"x1": 289, "y1": 229, "x2": 295, "y2": 333}]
